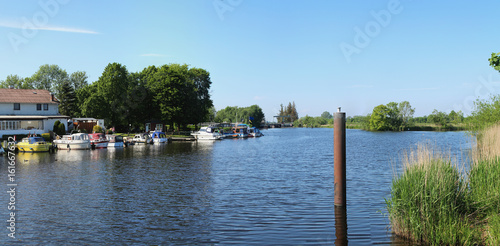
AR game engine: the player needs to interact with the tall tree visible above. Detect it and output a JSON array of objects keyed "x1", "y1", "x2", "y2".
[
  {"x1": 321, "y1": 111, "x2": 333, "y2": 119},
  {"x1": 94, "y1": 63, "x2": 129, "y2": 128},
  {"x1": 398, "y1": 101, "x2": 415, "y2": 129},
  {"x1": 70, "y1": 71, "x2": 89, "y2": 91},
  {"x1": 369, "y1": 104, "x2": 391, "y2": 131},
  {"x1": 58, "y1": 80, "x2": 77, "y2": 116},
  {"x1": 0, "y1": 75, "x2": 30, "y2": 89},
  {"x1": 29, "y1": 64, "x2": 69, "y2": 98}
]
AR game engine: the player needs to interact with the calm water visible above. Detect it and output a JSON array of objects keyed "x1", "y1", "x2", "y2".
[{"x1": 0, "y1": 128, "x2": 472, "y2": 245}]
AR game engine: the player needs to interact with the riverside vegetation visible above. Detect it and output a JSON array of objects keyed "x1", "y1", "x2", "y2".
[
  {"x1": 385, "y1": 52, "x2": 500, "y2": 245},
  {"x1": 385, "y1": 126, "x2": 500, "y2": 245}
]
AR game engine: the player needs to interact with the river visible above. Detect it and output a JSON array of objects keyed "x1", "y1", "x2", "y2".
[{"x1": 0, "y1": 128, "x2": 472, "y2": 245}]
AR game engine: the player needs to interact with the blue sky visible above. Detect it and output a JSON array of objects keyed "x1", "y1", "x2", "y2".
[{"x1": 1, "y1": 1, "x2": 500, "y2": 120}]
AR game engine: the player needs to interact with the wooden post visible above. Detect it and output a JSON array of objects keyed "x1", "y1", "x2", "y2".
[{"x1": 334, "y1": 107, "x2": 346, "y2": 207}]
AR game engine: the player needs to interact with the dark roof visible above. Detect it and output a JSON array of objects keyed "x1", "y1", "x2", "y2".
[{"x1": 0, "y1": 89, "x2": 59, "y2": 104}]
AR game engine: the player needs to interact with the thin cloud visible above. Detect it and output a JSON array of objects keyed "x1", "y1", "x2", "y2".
[
  {"x1": 0, "y1": 20, "x2": 98, "y2": 34},
  {"x1": 253, "y1": 96, "x2": 264, "y2": 100},
  {"x1": 395, "y1": 87, "x2": 440, "y2": 91}
]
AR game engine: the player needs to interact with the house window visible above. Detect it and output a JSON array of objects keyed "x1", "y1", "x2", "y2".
[
  {"x1": 156, "y1": 124, "x2": 163, "y2": 131},
  {"x1": 43, "y1": 104, "x2": 49, "y2": 111},
  {"x1": 14, "y1": 103, "x2": 20, "y2": 110},
  {"x1": 37, "y1": 104, "x2": 42, "y2": 111}
]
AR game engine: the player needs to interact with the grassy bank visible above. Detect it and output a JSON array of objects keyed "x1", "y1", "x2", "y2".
[{"x1": 386, "y1": 126, "x2": 500, "y2": 245}]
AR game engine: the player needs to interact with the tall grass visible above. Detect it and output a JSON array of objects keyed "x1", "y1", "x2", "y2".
[
  {"x1": 386, "y1": 125, "x2": 500, "y2": 245},
  {"x1": 386, "y1": 145, "x2": 476, "y2": 245}
]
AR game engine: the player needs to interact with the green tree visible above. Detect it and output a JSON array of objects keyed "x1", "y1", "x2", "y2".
[
  {"x1": 369, "y1": 104, "x2": 391, "y2": 131},
  {"x1": 70, "y1": 71, "x2": 89, "y2": 91},
  {"x1": 398, "y1": 101, "x2": 415, "y2": 129},
  {"x1": 95, "y1": 62, "x2": 130, "y2": 129},
  {"x1": 29, "y1": 64, "x2": 70, "y2": 98},
  {"x1": 0, "y1": 75, "x2": 30, "y2": 89},
  {"x1": 428, "y1": 109, "x2": 449, "y2": 129},
  {"x1": 470, "y1": 95, "x2": 500, "y2": 131},
  {"x1": 58, "y1": 80, "x2": 77, "y2": 117},
  {"x1": 321, "y1": 111, "x2": 333, "y2": 119},
  {"x1": 489, "y1": 52, "x2": 500, "y2": 72}
]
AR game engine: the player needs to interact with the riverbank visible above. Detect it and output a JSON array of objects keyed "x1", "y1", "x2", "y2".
[
  {"x1": 386, "y1": 125, "x2": 500, "y2": 245},
  {"x1": 339, "y1": 122, "x2": 468, "y2": 131}
]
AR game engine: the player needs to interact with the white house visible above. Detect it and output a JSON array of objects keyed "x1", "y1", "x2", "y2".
[{"x1": 0, "y1": 88, "x2": 70, "y2": 138}]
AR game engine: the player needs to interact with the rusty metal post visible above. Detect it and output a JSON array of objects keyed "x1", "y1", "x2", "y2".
[{"x1": 334, "y1": 107, "x2": 346, "y2": 207}]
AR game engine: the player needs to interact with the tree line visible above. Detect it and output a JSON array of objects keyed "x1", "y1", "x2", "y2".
[
  {"x1": 213, "y1": 105, "x2": 265, "y2": 127},
  {"x1": 1, "y1": 63, "x2": 214, "y2": 132}
]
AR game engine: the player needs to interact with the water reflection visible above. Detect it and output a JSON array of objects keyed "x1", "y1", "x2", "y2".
[
  {"x1": 0, "y1": 129, "x2": 472, "y2": 244},
  {"x1": 335, "y1": 206, "x2": 348, "y2": 245}
]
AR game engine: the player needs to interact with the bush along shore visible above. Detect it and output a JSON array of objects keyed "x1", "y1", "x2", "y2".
[{"x1": 386, "y1": 125, "x2": 500, "y2": 245}]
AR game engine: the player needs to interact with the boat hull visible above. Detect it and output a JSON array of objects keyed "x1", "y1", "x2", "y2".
[
  {"x1": 55, "y1": 142, "x2": 91, "y2": 150},
  {"x1": 17, "y1": 143, "x2": 51, "y2": 152},
  {"x1": 108, "y1": 142, "x2": 124, "y2": 147},
  {"x1": 153, "y1": 138, "x2": 168, "y2": 143}
]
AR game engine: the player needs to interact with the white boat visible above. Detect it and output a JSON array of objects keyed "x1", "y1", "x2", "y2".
[
  {"x1": 150, "y1": 131, "x2": 168, "y2": 144},
  {"x1": 191, "y1": 126, "x2": 223, "y2": 140},
  {"x1": 106, "y1": 135, "x2": 124, "y2": 147},
  {"x1": 248, "y1": 127, "x2": 264, "y2": 137},
  {"x1": 88, "y1": 133, "x2": 109, "y2": 149},
  {"x1": 132, "y1": 133, "x2": 153, "y2": 144},
  {"x1": 54, "y1": 133, "x2": 91, "y2": 150}
]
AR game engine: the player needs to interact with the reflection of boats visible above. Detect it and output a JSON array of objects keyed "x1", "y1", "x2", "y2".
[
  {"x1": 150, "y1": 131, "x2": 168, "y2": 144},
  {"x1": 88, "y1": 133, "x2": 109, "y2": 149},
  {"x1": 54, "y1": 133, "x2": 91, "y2": 150},
  {"x1": 16, "y1": 151, "x2": 52, "y2": 164},
  {"x1": 106, "y1": 135, "x2": 124, "y2": 147},
  {"x1": 248, "y1": 127, "x2": 264, "y2": 137},
  {"x1": 16, "y1": 137, "x2": 51, "y2": 152},
  {"x1": 191, "y1": 126, "x2": 223, "y2": 140},
  {"x1": 132, "y1": 133, "x2": 153, "y2": 144}
]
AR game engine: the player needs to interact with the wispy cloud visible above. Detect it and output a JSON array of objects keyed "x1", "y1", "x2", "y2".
[
  {"x1": 0, "y1": 20, "x2": 98, "y2": 34},
  {"x1": 253, "y1": 95, "x2": 264, "y2": 100},
  {"x1": 140, "y1": 54, "x2": 165, "y2": 57},
  {"x1": 395, "y1": 87, "x2": 440, "y2": 91}
]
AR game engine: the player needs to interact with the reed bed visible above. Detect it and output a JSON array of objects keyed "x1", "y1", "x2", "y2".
[{"x1": 386, "y1": 125, "x2": 500, "y2": 245}]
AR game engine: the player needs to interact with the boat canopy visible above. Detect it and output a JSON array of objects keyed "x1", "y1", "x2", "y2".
[
  {"x1": 151, "y1": 131, "x2": 166, "y2": 138},
  {"x1": 27, "y1": 137, "x2": 45, "y2": 144}
]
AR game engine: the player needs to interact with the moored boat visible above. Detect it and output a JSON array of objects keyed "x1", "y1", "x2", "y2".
[
  {"x1": 225, "y1": 124, "x2": 249, "y2": 138},
  {"x1": 248, "y1": 127, "x2": 264, "y2": 137},
  {"x1": 132, "y1": 133, "x2": 153, "y2": 144},
  {"x1": 88, "y1": 133, "x2": 109, "y2": 149},
  {"x1": 106, "y1": 135, "x2": 124, "y2": 147},
  {"x1": 191, "y1": 126, "x2": 223, "y2": 140},
  {"x1": 150, "y1": 131, "x2": 168, "y2": 143},
  {"x1": 54, "y1": 133, "x2": 91, "y2": 150},
  {"x1": 16, "y1": 136, "x2": 51, "y2": 152}
]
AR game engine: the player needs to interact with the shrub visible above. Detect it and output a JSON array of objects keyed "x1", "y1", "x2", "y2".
[
  {"x1": 53, "y1": 121, "x2": 66, "y2": 136},
  {"x1": 93, "y1": 125, "x2": 103, "y2": 133},
  {"x1": 41, "y1": 133, "x2": 51, "y2": 142}
]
